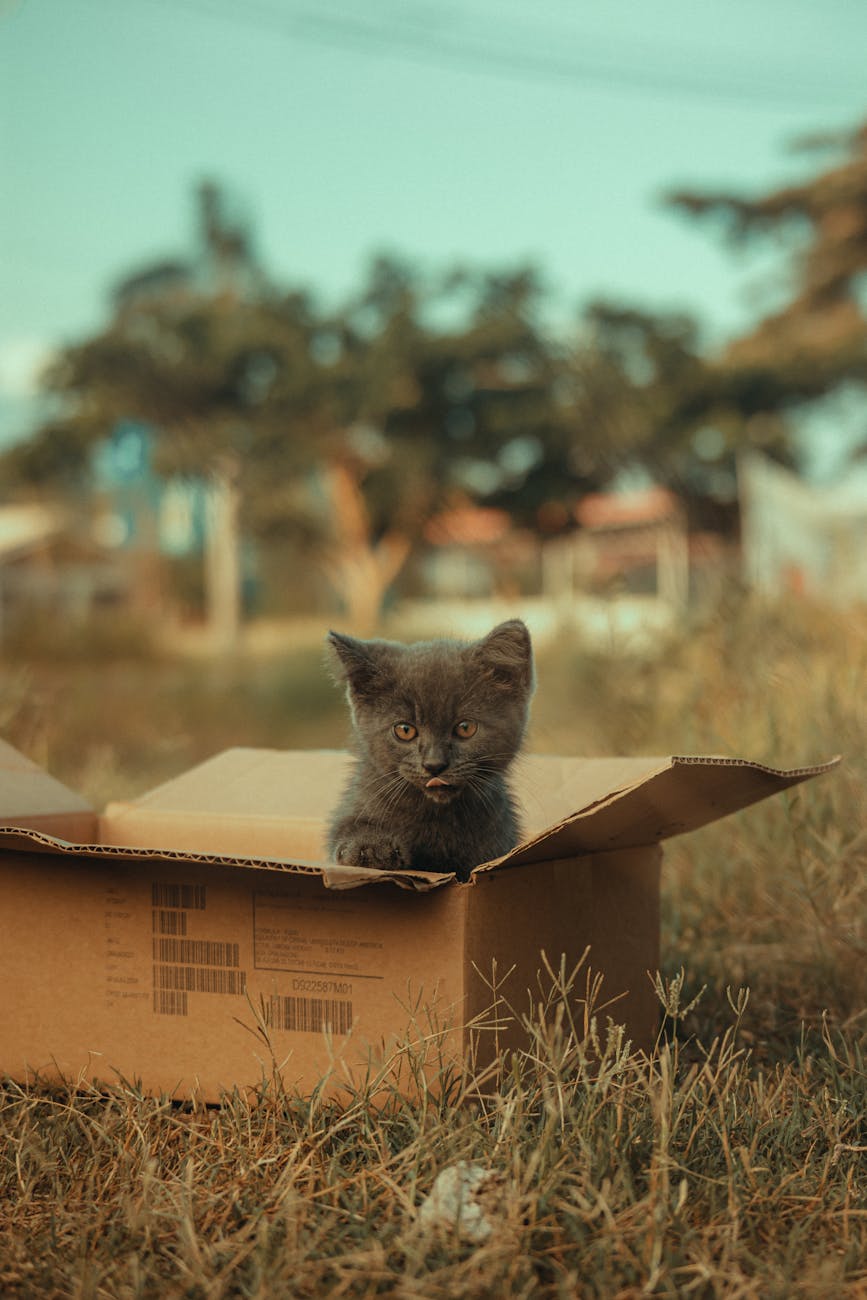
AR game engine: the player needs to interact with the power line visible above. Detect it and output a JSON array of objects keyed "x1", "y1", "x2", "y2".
[{"x1": 122, "y1": 0, "x2": 866, "y2": 114}]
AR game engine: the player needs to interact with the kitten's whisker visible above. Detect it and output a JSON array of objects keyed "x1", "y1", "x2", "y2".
[
  {"x1": 367, "y1": 770, "x2": 409, "y2": 808},
  {"x1": 376, "y1": 789, "x2": 406, "y2": 828},
  {"x1": 370, "y1": 774, "x2": 404, "y2": 811},
  {"x1": 464, "y1": 772, "x2": 500, "y2": 822},
  {"x1": 372, "y1": 772, "x2": 413, "y2": 827}
]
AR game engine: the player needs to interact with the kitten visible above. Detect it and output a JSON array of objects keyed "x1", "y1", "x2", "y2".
[{"x1": 326, "y1": 619, "x2": 535, "y2": 876}]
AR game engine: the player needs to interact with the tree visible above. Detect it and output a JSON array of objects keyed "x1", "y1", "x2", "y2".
[
  {"x1": 566, "y1": 302, "x2": 709, "y2": 478},
  {"x1": 4, "y1": 183, "x2": 346, "y2": 648},
  {"x1": 13, "y1": 179, "x2": 763, "y2": 637},
  {"x1": 14, "y1": 288, "x2": 340, "y2": 648},
  {"x1": 337, "y1": 257, "x2": 592, "y2": 534},
  {"x1": 13, "y1": 242, "x2": 593, "y2": 634},
  {"x1": 666, "y1": 121, "x2": 867, "y2": 451}
]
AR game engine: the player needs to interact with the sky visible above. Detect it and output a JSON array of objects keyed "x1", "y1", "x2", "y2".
[{"x1": 2, "y1": 0, "x2": 867, "y2": 448}]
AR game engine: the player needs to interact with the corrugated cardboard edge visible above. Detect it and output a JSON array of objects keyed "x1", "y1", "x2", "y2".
[
  {"x1": 471, "y1": 753, "x2": 843, "y2": 875},
  {"x1": 670, "y1": 755, "x2": 840, "y2": 775},
  {"x1": 0, "y1": 826, "x2": 455, "y2": 893}
]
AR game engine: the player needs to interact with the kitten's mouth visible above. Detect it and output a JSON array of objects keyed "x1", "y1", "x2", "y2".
[{"x1": 423, "y1": 776, "x2": 459, "y2": 802}]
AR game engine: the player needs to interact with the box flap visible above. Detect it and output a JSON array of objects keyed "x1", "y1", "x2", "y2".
[
  {"x1": 512, "y1": 753, "x2": 675, "y2": 837},
  {"x1": 0, "y1": 738, "x2": 97, "y2": 841},
  {"x1": 112, "y1": 746, "x2": 351, "y2": 819},
  {"x1": 100, "y1": 748, "x2": 354, "y2": 862},
  {"x1": 485, "y1": 753, "x2": 841, "y2": 872},
  {"x1": 0, "y1": 824, "x2": 452, "y2": 893}
]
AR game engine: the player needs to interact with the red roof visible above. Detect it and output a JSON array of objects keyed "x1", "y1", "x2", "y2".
[
  {"x1": 424, "y1": 506, "x2": 512, "y2": 546},
  {"x1": 575, "y1": 487, "x2": 680, "y2": 530}
]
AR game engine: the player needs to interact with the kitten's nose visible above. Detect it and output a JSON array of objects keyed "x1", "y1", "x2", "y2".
[{"x1": 422, "y1": 758, "x2": 448, "y2": 776}]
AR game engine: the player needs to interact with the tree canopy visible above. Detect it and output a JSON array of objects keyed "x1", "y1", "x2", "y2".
[
  {"x1": 14, "y1": 117, "x2": 867, "y2": 564},
  {"x1": 8, "y1": 227, "x2": 643, "y2": 539},
  {"x1": 667, "y1": 122, "x2": 867, "y2": 439}
]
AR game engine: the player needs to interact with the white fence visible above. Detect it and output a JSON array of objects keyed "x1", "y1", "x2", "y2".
[{"x1": 739, "y1": 452, "x2": 867, "y2": 605}]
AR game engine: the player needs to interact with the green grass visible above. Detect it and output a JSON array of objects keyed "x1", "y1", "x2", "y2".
[{"x1": 1, "y1": 591, "x2": 865, "y2": 1297}]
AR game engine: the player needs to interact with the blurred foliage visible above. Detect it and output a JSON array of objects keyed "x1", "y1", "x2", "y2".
[
  {"x1": 1, "y1": 189, "x2": 722, "y2": 546},
  {"x1": 7, "y1": 118, "x2": 867, "y2": 564},
  {"x1": 667, "y1": 121, "x2": 867, "y2": 451}
]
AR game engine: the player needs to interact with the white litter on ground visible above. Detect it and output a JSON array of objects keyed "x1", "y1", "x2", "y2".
[{"x1": 417, "y1": 1163, "x2": 504, "y2": 1243}]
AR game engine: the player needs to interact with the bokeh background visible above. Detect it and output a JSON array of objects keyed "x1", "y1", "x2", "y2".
[{"x1": 1, "y1": 0, "x2": 865, "y2": 816}]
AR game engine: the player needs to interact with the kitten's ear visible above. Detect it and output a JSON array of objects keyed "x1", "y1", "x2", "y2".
[
  {"x1": 473, "y1": 619, "x2": 535, "y2": 694},
  {"x1": 326, "y1": 631, "x2": 389, "y2": 699}
]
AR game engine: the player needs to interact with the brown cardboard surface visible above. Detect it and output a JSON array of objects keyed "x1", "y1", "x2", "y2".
[
  {"x1": 0, "y1": 848, "x2": 468, "y2": 1099},
  {"x1": 0, "y1": 738, "x2": 839, "y2": 1101},
  {"x1": 463, "y1": 847, "x2": 661, "y2": 1066},
  {"x1": 0, "y1": 840, "x2": 660, "y2": 1100},
  {"x1": 101, "y1": 749, "x2": 354, "y2": 861},
  {"x1": 512, "y1": 753, "x2": 673, "y2": 837},
  {"x1": 492, "y1": 753, "x2": 841, "y2": 870}
]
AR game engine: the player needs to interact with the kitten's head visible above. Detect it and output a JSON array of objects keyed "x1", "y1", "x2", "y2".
[{"x1": 327, "y1": 620, "x2": 534, "y2": 804}]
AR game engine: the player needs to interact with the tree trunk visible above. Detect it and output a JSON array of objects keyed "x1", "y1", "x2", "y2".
[
  {"x1": 320, "y1": 460, "x2": 410, "y2": 633},
  {"x1": 204, "y1": 458, "x2": 242, "y2": 654}
]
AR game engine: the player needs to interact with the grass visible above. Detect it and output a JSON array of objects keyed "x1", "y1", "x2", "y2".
[
  {"x1": 1, "y1": 590, "x2": 865, "y2": 1297},
  {"x1": 1, "y1": 991, "x2": 864, "y2": 1298}
]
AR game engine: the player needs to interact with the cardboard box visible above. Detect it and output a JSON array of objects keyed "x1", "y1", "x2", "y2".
[{"x1": 0, "y1": 738, "x2": 837, "y2": 1101}]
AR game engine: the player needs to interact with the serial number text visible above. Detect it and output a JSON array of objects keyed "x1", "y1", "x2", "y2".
[{"x1": 292, "y1": 978, "x2": 352, "y2": 996}]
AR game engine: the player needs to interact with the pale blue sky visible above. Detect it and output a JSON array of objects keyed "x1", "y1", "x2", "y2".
[{"x1": 2, "y1": 0, "x2": 866, "y2": 443}]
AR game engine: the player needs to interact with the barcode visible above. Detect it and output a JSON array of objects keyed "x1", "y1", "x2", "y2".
[
  {"x1": 154, "y1": 965, "x2": 247, "y2": 995},
  {"x1": 267, "y1": 994, "x2": 353, "y2": 1036},
  {"x1": 151, "y1": 883, "x2": 207, "y2": 910},
  {"x1": 153, "y1": 938, "x2": 239, "y2": 966},
  {"x1": 153, "y1": 989, "x2": 188, "y2": 1016},
  {"x1": 153, "y1": 910, "x2": 188, "y2": 936}
]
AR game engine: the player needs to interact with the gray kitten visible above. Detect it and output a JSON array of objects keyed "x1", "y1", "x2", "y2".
[{"x1": 326, "y1": 620, "x2": 535, "y2": 876}]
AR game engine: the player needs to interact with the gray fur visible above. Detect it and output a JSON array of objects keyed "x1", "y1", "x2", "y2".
[{"x1": 325, "y1": 620, "x2": 534, "y2": 877}]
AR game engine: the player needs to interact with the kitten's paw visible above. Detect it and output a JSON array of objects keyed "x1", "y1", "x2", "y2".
[{"x1": 334, "y1": 833, "x2": 410, "y2": 870}]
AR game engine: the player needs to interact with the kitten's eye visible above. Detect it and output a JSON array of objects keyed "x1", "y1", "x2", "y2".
[
  {"x1": 453, "y1": 719, "x2": 478, "y2": 739},
  {"x1": 393, "y1": 722, "x2": 418, "y2": 742}
]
